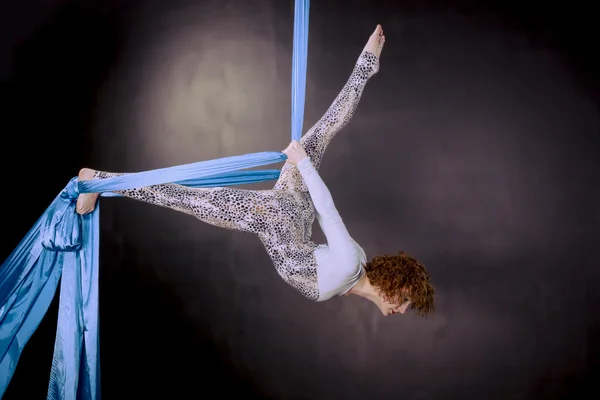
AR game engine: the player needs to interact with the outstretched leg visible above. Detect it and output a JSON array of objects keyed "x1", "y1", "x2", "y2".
[
  {"x1": 76, "y1": 169, "x2": 283, "y2": 235},
  {"x1": 76, "y1": 168, "x2": 322, "y2": 300},
  {"x1": 274, "y1": 24, "x2": 385, "y2": 193}
]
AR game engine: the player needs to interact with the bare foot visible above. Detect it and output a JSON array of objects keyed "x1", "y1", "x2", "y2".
[
  {"x1": 76, "y1": 168, "x2": 99, "y2": 215},
  {"x1": 362, "y1": 24, "x2": 385, "y2": 59}
]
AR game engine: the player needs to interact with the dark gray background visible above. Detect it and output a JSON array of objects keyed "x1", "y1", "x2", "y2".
[{"x1": 1, "y1": 0, "x2": 599, "y2": 399}]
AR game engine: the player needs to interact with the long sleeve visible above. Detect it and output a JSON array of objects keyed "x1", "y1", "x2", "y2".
[{"x1": 296, "y1": 158, "x2": 353, "y2": 254}]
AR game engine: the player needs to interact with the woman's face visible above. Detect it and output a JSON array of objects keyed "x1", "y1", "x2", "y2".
[{"x1": 377, "y1": 288, "x2": 412, "y2": 316}]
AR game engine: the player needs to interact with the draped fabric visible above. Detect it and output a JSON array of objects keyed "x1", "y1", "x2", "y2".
[{"x1": 0, "y1": 1, "x2": 310, "y2": 399}]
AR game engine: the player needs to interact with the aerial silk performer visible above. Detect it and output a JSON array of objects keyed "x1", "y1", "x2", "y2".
[
  {"x1": 0, "y1": 5, "x2": 434, "y2": 399},
  {"x1": 78, "y1": 24, "x2": 434, "y2": 314}
]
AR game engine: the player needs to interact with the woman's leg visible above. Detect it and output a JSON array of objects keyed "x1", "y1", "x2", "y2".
[
  {"x1": 76, "y1": 168, "x2": 321, "y2": 300},
  {"x1": 274, "y1": 25, "x2": 385, "y2": 193},
  {"x1": 79, "y1": 170, "x2": 281, "y2": 235}
]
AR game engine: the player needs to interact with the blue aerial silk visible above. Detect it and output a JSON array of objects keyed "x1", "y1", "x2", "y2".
[
  {"x1": 291, "y1": 0, "x2": 310, "y2": 142},
  {"x1": 0, "y1": 0, "x2": 310, "y2": 399}
]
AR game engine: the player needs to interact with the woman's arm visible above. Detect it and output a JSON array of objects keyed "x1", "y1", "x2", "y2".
[{"x1": 296, "y1": 157, "x2": 354, "y2": 253}]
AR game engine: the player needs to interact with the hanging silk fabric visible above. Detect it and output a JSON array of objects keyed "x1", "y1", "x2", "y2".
[{"x1": 0, "y1": 1, "x2": 310, "y2": 398}]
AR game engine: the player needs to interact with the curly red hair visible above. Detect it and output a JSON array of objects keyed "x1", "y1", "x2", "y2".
[{"x1": 364, "y1": 251, "x2": 435, "y2": 317}]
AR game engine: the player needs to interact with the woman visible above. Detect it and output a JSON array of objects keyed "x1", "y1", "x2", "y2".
[{"x1": 77, "y1": 25, "x2": 435, "y2": 317}]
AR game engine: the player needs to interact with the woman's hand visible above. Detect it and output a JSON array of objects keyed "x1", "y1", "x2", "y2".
[{"x1": 282, "y1": 140, "x2": 309, "y2": 166}]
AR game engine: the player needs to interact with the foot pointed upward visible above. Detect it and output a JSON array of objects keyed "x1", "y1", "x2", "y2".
[{"x1": 362, "y1": 24, "x2": 385, "y2": 59}]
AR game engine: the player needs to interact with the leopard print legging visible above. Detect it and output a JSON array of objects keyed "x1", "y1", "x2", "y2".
[{"x1": 94, "y1": 51, "x2": 379, "y2": 300}]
